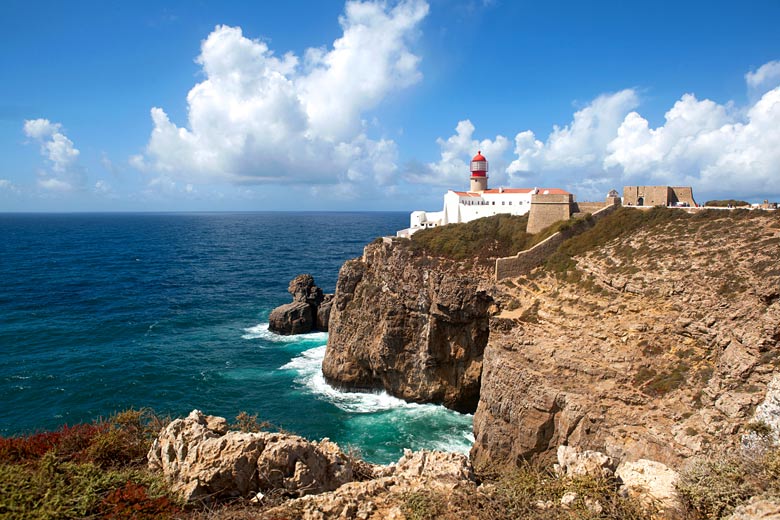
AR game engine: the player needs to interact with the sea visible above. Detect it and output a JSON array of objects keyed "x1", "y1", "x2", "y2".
[{"x1": 0, "y1": 212, "x2": 473, "y2": 464}]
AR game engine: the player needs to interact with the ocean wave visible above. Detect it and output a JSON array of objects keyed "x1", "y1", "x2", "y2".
[
  {"x1": 280, "y1": 346, "x2": 419, "y2": 413},
  {"x1": 242, "y1": 323, "x2": 329, "y2": 344},
  {"x1": 280, "y1": 346, "x2": 475, "y2": 458}
]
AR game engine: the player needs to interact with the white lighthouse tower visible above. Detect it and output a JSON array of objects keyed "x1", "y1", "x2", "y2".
[{"x1": 469, "y1": 150, "x2": 488, "y2": 192}]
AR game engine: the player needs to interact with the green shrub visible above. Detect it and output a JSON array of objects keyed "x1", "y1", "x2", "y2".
[
  {"x1": 676, "y1": 455, "x2": 758, "y2": 519},
  {"x1": 402, "y1": 490, "x2": 447, "y2": 520},
  {"x1": 408, "y1": 213, "x2": 531, "y2": 260},
  {"x1": 469, "y1": 461, "x2": 653, "y2": 520},
  {"x1": 0, "y1": 409, "x2": 180, "y2": 520},
  {"x1": 704, "y1": 200, "x2": 750, "y2": 207}
]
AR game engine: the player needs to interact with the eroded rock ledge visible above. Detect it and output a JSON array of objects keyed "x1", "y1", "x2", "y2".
[{"x1": 148, "y1": 410, "x2": 475, "y2": 512}]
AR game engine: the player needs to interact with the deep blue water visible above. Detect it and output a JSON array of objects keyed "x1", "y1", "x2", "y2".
[{"x1": 0, "y1": 212, "x2": 473, "y2": 464}]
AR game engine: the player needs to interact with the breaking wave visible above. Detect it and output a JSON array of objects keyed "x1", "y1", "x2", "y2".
[{"x1": 280, "y1": 345, "x2": 474, "y2": 457}]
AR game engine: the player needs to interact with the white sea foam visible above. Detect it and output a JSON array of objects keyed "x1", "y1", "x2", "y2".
[
  {"x1": 281, "y1": 346, "x2": 474, "y2": 436},
  {"x1": 242, "y1": 323, "x2": 329, "y2": 343},
  {"x1": 281, "y1": 346, "x2": 416, "y2": 413}
]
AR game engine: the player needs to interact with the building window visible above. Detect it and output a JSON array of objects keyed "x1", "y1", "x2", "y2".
[
  {"x1": 492, "y1": 201, "x2": 495, "y2": 205},
  {"x1": 509, "y1": 201, "x2": 512, "y2": 205},
  {"x1": 502, "y1": 201, "x2": 505, "y2": 205}
]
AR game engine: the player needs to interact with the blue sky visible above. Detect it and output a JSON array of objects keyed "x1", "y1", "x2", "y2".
[{"x1": 2, "y1": 0, "x2": 779, "y2": 211}]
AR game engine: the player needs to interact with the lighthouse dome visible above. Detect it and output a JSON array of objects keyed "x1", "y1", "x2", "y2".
[{"x1": 472, "y1": 151, "x2": 486, "y2": 162}]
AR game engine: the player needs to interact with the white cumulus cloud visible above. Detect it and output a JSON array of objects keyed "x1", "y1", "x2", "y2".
[
  {"x1": 491, "y1": 61, "x2": 780, "y2": 201},
  {"x1": 408, "y1": 119, "x2": 510, "y2": 187},
  {"x1": 605, "y1": 87, "x2": 780, "y2": 198},
  {"x1": 23, "y1": 118, "x2": 83, "y2": 191},
  {"x1": 136, "y1": 0, "x2": 429, "y2": 197},
  {"x1": 746, "y1": 60, "x2": 780, "y2": 98},
  {"x1": 507, "y1": 89, "x2": 639, "y2": 175}
]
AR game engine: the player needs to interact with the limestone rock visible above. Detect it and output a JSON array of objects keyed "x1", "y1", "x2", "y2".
[
  {"x1": 317, "y1": 294, "x2": 334, "y2": 332},
  {"x1": 727, "y1": 499, "x2": 780, "y2": 520},
  {"x1": 557, "y1": 445, "x2": 615, "y2": 478},
  {"x1": 472, "y1": 210, "x2": 780, "y2": 468},
  {"x1": 148, "y1": 410, "x2": 358, "y2": 502},
  {"x1": 615, "y1": 459, "x2": 680, "y2": 511},
  {"x1": 289, "y1": 274, "x2": 320, "y2": 303},
  {"x1": 269, "y1": 301, "x2": 314, "y2": 335},
  {"x1": 743, "y1": 373, "x2": 780, "y2": 449},
  {"x1": 264, "y1": 449, "x2": 476, "y2": 520},
  {"x1": 380, "y1": 449, "x2": 473, "y2": 484},
  {"x1": 268, "y1": 274, "x2": 333, "y2": 335},
  {"x1": 323, "y1": 241, "x2": 493, "y2": 413}
]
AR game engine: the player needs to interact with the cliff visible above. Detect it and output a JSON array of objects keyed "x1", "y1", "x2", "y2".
[
  {"x1": 323, "y1": 208, "x2": 780, "y2": 471},
  {"x1": 322, "y1": 239, "x2": 495, "y2": 413},
  {"x1": 472, "y1": 208, "x2": 780, "y2": 468}
]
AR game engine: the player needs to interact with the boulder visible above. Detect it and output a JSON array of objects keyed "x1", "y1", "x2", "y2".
[
  {"x1": 317, "y1": 294, "x2": 334, "y2": 332},
  {"x1": 615, "y1": 459, "x2": 680, "y2": 511},
  {"x1": 263, "y1": 449, "x2": 476, "y2": 520},
  {"x1": 269, "y1": 301, "x2": 314, "y2": 335},
  {"x1": 268, "y1": 274, "x2": 333, "y2": 335},
  {"x1": 148, "y1": 410, "x2": 358, "y2": 502},
  {"x1": 557, "y1": 445, "x2": 616, "y2": 478},
  {"x1": 289, "y1": 274, "x2": 323, "y2": 305}
]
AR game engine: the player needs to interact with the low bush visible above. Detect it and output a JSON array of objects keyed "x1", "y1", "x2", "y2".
[
  {"x1": 677, "y1": 447, "x2": 780, "y2": 519},
  {"x1": 468, "y1": 461, "x2": 653, "y2": 520},
  {"x1": 704, "y1": 200, "x2": 750, "y2": 207},
  {"x1": 408, "y1": 213, "x2": 531, "y2": 260},
  {"x1": 0, "y1": 408, "x2": 180, "y2": 520}
]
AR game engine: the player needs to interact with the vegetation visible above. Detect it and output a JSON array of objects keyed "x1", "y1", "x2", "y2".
[
  {"x1": 704, "y1": 199, "x2": 751, "y2": 207},
  {"x1": 462, "y1": 462, "x2": 653, "y2": 520},
  {"x1": 0, "y1": 408, "x2": 180, "y2": 519},
  {"x1": 544, "y1": 206, "x2": 690, "y2": 274},
  {"x1": 407, "y1": 213, "x2": 531, "y2": 261},
  {"x1": 676, "y1": 447, "x2": 780, "y2": 519}
]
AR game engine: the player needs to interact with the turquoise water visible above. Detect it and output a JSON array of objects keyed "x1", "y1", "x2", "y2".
[{"x1": 0, "y1": 212, "x2": 473, "y2": 464}]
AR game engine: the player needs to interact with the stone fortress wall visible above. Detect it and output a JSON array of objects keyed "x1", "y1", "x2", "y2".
[
  {"x1": 496, "y1": 197, "x2": 621, "y2": 280},
  {"x1": 526, "y1": 193, "x2": 575, "y2": 234},
  {"x1": 623, "y1": 186, "x2": 697, "y2": 207}
]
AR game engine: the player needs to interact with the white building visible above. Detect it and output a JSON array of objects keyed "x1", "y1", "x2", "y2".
[{"x1": 397, "y1": 151, "x2": 570, "y2": 237}]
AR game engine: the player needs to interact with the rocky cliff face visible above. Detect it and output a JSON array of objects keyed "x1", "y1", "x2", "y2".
[
  {"x1": 472, "y1": 210, "x2": 780, "y2": 469},
  {"x1": 322, "y1": 239, "x2": 494, "y2": 413}
]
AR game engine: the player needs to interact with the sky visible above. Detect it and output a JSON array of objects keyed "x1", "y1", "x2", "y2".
[{"x1": 1, "y1": 0, "x2": 779, "y2": 212}]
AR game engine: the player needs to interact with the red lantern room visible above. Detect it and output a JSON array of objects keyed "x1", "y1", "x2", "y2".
[
  {"x1": 470, "y1": 151, "x2": 488, "y2": 177},
  {"x1": 469, "y1": 151, "x2": 489, "y2": 192}
]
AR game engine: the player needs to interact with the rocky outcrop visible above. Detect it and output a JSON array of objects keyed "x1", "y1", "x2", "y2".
[
  {"x1": 615, "y1": 459, "x2": 680, "y2": 512},
  {"x1": 264, "y1": 449, "x2": 476, "y2": 520},
  {"x1": 556, "y1": 445, "x2": 616, "y2": 478},
  {"x1": 147, "y1": 410, "x2": 360, "y2": 502},
  {"x1": 269, "y1": 274, "x2": 333, "y2": 334},
  {"x1": 472, "y1": 210, "x2": 780, "y2": 469},
  {"x1": 322, "y1": 240, "x2": 494, "y2": 413},
  {"x1": 728, "y1": 499, "x2": 780, "y2": 520},
  {"x1": 148, "y1": 411, "x2": 478, "y2": 518}
]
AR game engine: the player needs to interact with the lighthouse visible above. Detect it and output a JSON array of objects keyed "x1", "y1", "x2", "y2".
[{"x1": 470, "y1": 150, "x2": 488, "y2": 192}]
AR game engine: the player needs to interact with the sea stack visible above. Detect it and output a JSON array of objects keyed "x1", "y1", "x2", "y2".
[{"x1": 268, "y1": 274, "x2": 333, "y2": 335}]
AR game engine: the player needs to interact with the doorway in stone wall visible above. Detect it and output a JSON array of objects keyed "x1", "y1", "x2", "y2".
[{"x1": 638, "y1": 197, "x2": 644, "y2": 206}]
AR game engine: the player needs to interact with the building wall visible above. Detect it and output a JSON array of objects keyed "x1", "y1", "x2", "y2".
[
  {"x1": 574, "y1": 202, "x2": 607, "y2": 214},
  {"x1": 623, "y1": 186, "x2": 671, "y2": 206},
  {"x1": 670, "y1": 187, "x2": 697, "y2": 207},
  {"x1": 623, "y1": 186, "x2": 697, "y2": 207},
  {"x1": 526, "y1": 193, "x2": 574, "y2": 234}
]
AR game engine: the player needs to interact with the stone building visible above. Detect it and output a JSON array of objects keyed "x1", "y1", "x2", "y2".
[{"x1": 623, "y1": 186, "x2": 697, "y2": 207}]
